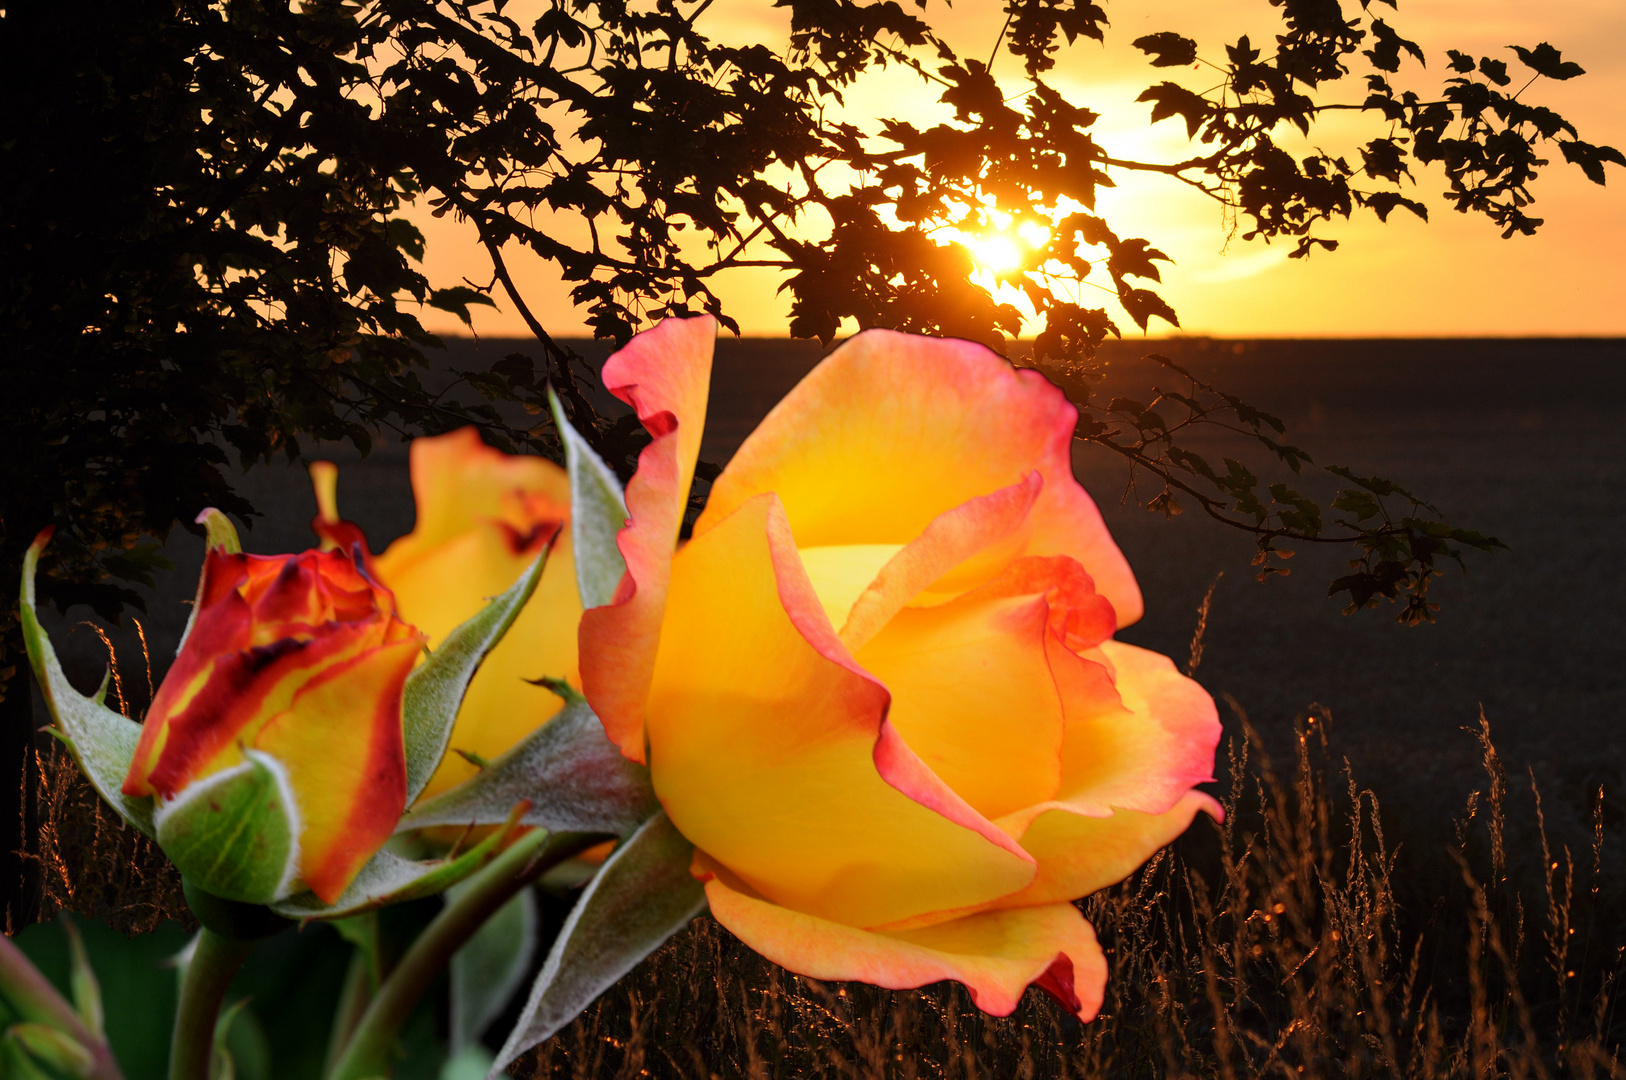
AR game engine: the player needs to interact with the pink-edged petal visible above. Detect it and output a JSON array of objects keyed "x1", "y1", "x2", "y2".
[
  {"x1": 579, "y1": 316, "x2": 717, "y2": 762},
  {"x1": 698, "y1": 329, "x2": 1142, "y2": 625},
  {"x1": 990, "y1": 791, "x2": 1222, "y2": 910},
  {"x1": 1054, "y1": 640, "x2": 1221, "y2": 817},
  {"x1": 645, "y1": 493, "x2": 1034, "y2": 929},
  {"x1": 839, "y1": 472, "x2": 1043, "y2": 651},
  {"x1": 701, "y1": 855, "x2": 1106, "y2": 1020},
  {"x1": 854, "y1": 588, "x2": 1063, "y2": 822}
]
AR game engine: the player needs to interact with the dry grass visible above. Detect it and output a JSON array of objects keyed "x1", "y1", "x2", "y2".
[
  {"x1": 515, "y1": 710, "x2": 1625, "y2": 1080},
  {"x1": 14, "y1": 738, "x2": 189, "y2": 936},
  {"x1": 20, "y1": 617, "x2": 1625, "y2": 1077},
  {"x1": 11, "y1": 615, "x2": 189, "y2": 936}
]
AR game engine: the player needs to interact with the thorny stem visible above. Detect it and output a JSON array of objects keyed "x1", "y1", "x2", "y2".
[
  {"x1": 169, "y1": 929, "x2": 255, "y2": 1080},
  {"x1": 325, "y1": 829, "x2": 603, "y2": 1080}
]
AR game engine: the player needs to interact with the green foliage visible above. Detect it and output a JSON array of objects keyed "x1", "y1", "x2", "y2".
[{"x1": 14, "y1": 918, "x2": 191, "y2": 1079}]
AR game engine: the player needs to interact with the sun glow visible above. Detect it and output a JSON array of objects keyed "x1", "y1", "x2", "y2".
[
  {"x1": 953, "y1": 213, "x2": 1054, "y2": 276},
  {"x1": 964, "y1": 233, "x2": 1023, "y2": 273}
]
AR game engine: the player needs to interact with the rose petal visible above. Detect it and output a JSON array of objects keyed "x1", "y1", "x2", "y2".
[
  {"x1": 839, "y1": 472, "x2": 1043, "y2": 652},
  {"x1": 376, "y1": 427, "x2": 570, "y2": 577},
  {"x1": 854, "y1": 589, "x2": 1064, "y2": 822},
  {"x1": 1054, "y1": 640, "x2": 1221, "y2": 816},
  {"x1": 698, "y1": 329, "x2": 1142, "y2": 625},
  {"x1": 645, "y1": 493, "x2": 1034, "y2": 929},
  {"x1": 990, "y1": 791, "x2": 1222, "y2": 910},
  {"x1": 796, "y1": 543, "x2": 904, "y2": 630},
  {"x1": 700, "y1": 855, "x2": 1106, "y2": 1020},
  {"x1": 347, "y1": 427, "x2": 580, "y2": 798},
  {"x1": 579, "y1": 316, "x2": 717, "y2": 762},
  {"x1": 126, "y1": 598, "x2": 385, "y2": 798},
  {"x1": 253, "y1": 631, "x2": 424, "y2": 902}
]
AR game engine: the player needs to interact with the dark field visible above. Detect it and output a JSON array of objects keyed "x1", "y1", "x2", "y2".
[
  {"x1": 53, "y1": 335, "x2": 1624, "y2": 843},
  {"x1": 26, "y1": 335, "x2": 1626, "y2": 1077},
  {"x1": 41, "y1": 336, "x2": 1626, "y2": 854}
]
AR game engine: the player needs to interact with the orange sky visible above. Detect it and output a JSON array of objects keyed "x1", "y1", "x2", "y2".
[{"x1": 409, "y1": 0, "x2": 1626, "y2": 340}]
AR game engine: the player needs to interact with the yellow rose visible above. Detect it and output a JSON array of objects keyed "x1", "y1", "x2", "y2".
[
  {"x1": 312, "y1": 427, "x2": 582, "y2": 801},
  {"x1": 579, "y1": 317, "x2": 1221, "y2": 1019}
]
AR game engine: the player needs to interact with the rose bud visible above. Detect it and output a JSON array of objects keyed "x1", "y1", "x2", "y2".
[{"x1": 123, "y1": 520, "x2": 426, "y2": 904}]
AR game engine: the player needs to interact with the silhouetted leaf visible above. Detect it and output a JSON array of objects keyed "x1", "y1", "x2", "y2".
[
  {"x1": 1509, "y1": 42, "x2": 1585, "y2": 81},
  {"x1": 1132, "y1": 32, "x2": 1198, "y2": 68}
]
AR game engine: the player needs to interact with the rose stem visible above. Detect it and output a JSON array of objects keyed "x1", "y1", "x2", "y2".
[
  {"x1": 325, "y1": 829, "x2": 602, "y2": 1080},
  {"x1": 169, "y1": 928, "x2": 254, "y2": 1080}
]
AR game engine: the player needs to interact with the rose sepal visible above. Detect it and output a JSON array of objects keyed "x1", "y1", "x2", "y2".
[
  {"x1": 400, "y1": 692, "x2": 657, "y2": 840},
  {"x1": 399, "y1": 540, "x2": 553, "y2": 804},
  {"x1": 173, "y1": 509, "x2": 242, "y2": 657},
  {"x1": 547, "y1": 386, "x2": 628, "y2": 609},
  {"x1": 271, "y1": 803, "x2": 534, "y2": 921},
  {"x1": 152, "y1": 748, "x2": 302, "y2": 904},
  {"x1": 488, "y1": 811, "x2": 706, "y2": 1076},
  {"x1": 18, "y1": 528, "x2": 154, "y2": 838}
]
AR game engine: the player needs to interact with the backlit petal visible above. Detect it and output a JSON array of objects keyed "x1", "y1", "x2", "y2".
[
  {"x1": 701, "y1": 857, "x2": 1106, "y2": 1020},
  {"x1": 376, "y1": 427, "x2": 569, "y2": 576},
  {"x1": 580, "y1": 316, "x2": 717, "y2": 761},
  {"x1": 646, "y1": 493, "x2": 1033, "y2": 929},
  {"x1": 253, "y1": 631, "x2": 424, "y2": 902},
  {"x1": 382, "y1": 519, "x2": 581, "y2": 800},
  {"x1": 698, "y1": 329, "x2": 1141, "y2": 625}
]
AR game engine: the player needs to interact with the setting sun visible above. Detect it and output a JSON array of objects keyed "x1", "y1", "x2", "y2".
[
  {"x1": 954, "y1": 216, "x2": 1054, "y2": 276},
  {"x1": 963, "y1": 232, "x2": 1023, "y2": 273}
]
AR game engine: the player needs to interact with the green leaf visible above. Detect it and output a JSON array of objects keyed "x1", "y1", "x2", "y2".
[
  {"x1": 1331, "y1": 490, "x2": 1382, "y2": 521},
  {"x1": 548, "y1": 387, "x2": 628, "y2": 609},
  {"x1": 4, "y1": 1022, "x2": 95, "y2": 1079},
  {"x1": 401, "y1": 699, "x2": 658, "y2": 838},
  {"x1": 331, "y1": 913, "x2": 382, "y2": 988},
  {"x1": 270, "y1": 810, "x2": 529, "y2": 921},
  {"x1": 401, "y1": 550, "x2": 550, "y2": 805},
  {"x1": 449, "y1": 885, "x2": 537, "y2": 1053},
  {"x1": 490, "y1": 813, "x2": 705, "y2": 1074},
  {"x1": 56, "y1": 922, "x2": 101, "y2": 1043},
  {"x1": 1136, "y1": 81, "x2": 1213, "y2": 138},
  {"x1": 441, "y1": 1046, "x2": 496, "y2": 1080},
  {"x1": 1558, "y1": 139, "x2": 1626, "y2": 186},
  {"x1": 18, "y1": 531, "x2": 154, "y2": 837},
  {"x1": 154, "y1": 751, "x2": 299, "y2": 904}
]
